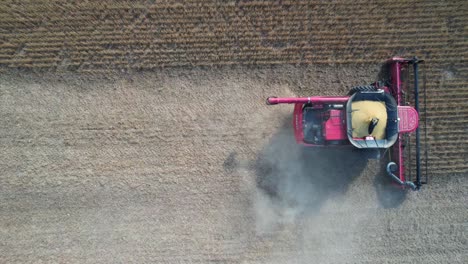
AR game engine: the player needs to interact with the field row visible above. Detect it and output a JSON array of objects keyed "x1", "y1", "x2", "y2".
[
  {"x1": 2, "y1": 9, "x2": 465, "y2": 24},
  {"x1": 1, "y1": 45, "x2": 466, "y2": 61},
  {"x1": 1, "y1": 1, "x2": 464, "y2": 15},
  {"x1": 2, "y1": 19, "x2": 465, "y2": 39}
]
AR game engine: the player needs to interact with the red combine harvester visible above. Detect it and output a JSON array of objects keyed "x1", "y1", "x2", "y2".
[{"x1": 267, "y1": 57, "x2": 427, "y2": 190}]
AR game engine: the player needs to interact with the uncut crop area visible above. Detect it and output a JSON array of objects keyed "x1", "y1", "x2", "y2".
[{"x1": 0, "y1": 1, "x2": 467, "y2": 263}]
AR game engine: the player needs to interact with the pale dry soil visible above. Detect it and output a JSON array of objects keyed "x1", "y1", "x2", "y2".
[{"x1": 0, "y1": 66, "x2": 466, "y2": 263}]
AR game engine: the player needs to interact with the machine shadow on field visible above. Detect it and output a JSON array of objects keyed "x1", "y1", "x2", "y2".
[
  {"x1": 377, "y1": 61, "x2": 391, "y2": 83},
  {"x1": 253, "y1": 117, "x2": 368, "y2": 217}
]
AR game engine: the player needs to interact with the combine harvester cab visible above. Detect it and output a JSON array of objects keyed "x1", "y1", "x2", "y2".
[{"x1": 266, "y1": 57, "x2": 427, "y2": 190}]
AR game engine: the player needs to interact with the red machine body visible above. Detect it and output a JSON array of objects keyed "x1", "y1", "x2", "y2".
[{"x1": 266, "y1": 57, "x2": 425, "y2": 190}]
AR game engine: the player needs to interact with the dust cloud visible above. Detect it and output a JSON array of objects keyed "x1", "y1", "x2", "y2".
[
  {"x1": 251, "y1": 116, "x2": 370, "y2": 263},
  {"x1": 254, "y1": 117, "x2": 367, "y2": 226}
]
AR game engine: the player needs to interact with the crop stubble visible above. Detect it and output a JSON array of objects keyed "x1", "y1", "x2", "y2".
[{"x1": 0, "y1": 1, "x2": 467, "y2": 263}]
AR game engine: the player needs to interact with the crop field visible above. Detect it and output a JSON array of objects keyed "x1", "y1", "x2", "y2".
[{"x1": 0, "y1": 1, "x2": 467, "y2": 263}]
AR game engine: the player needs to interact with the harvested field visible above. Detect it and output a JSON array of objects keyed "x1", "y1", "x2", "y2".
[{"x1": 0, "y1": 1, "x2": 467, "y2": 263}]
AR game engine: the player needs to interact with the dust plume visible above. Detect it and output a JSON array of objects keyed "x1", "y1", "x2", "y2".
[
  {"x1": 254, "y1": 117, "x2": 367, "y2": 224},
  {"x1": 251, "y1": 116, "x2": 369, "y2": 263}
]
